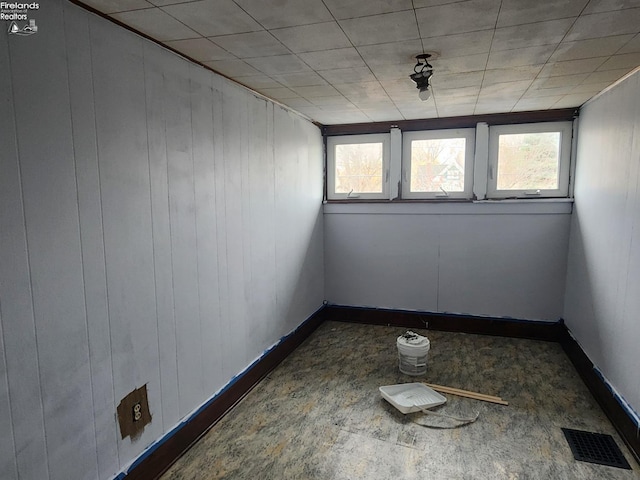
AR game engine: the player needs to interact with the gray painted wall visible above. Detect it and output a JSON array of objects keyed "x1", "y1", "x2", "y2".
[
  {"x1": 0, "y1": 1, "x2": 324, "y2": 479},
  {"x1": 564, "y1": 69, "x2": 640, "y2": 418},
  {"x1": 325, "y1": 202, "x2": 572, "y2": 321}
]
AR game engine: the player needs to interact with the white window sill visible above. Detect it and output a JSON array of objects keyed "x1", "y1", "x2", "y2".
[{"x1": 323, "y1": 198, "x2": 573, "y2": 215}]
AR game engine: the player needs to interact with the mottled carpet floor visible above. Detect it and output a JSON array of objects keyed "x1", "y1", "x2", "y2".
[{"x1": 161, "y1": 321, "x2": 639, "y2": 479}]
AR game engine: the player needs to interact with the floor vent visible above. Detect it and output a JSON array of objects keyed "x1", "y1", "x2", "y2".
[{"x1": 562, "y1": 428, "x2": 631, "y2": 469}]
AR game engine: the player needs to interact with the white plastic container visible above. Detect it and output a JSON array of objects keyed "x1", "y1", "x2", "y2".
[
  {"x1": 379, "y1": 383, "x2": 446, "y2": 413},
  {"x1": 397, "y1": 331, "x2": 430, "y2": 376}
]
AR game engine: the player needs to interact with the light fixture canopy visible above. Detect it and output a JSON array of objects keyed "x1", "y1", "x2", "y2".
[{"x1": 410, "y1": 53, "x2": 433, "y2": 102}]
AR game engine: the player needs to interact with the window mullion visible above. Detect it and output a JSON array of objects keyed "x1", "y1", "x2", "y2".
[
  {"x1": 473, "y1": 122, "x2": 489, "y2": 201},
  {"x1": 389, "y1": 127, "x2": 402, "y2": 200}
]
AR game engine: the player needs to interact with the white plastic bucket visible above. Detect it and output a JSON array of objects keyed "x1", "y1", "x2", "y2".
[{"x1": 397, "y1": 331, "x2": 430, "y2": 376}]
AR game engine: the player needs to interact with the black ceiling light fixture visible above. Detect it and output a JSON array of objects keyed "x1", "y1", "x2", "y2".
[{"x1": 410, "y1": 53, "x2": 434, "y2": 101}]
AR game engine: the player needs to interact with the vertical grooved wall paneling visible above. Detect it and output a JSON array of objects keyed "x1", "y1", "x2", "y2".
[
  {"x1": 564, "y1": 68, "x2": 640, "y2": 417},
  {"x1": 143, "y1": 42, "x2": 179, "y2": 434},
  {"x1": 8, "y1": 0, "x2": 97, "y2": 478},
  {"x1": 90, "y1": 14, "x2": 163, "y2": 461},
  {"x1": 0, "y1": 23, "x2": 41, "y2": 480},
  {"x1": 0, "y1": 0, "x2": 324, "y2": 478},
  {"x1": 63, "y1": 2, "x2": 119, "y2": 477}
]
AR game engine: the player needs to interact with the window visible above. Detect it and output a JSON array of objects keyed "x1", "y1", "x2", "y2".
[
  {"x1": 325, "y1": 120, "x2": 574, "y2": 202},
  {"x1": 402, "y1": 129, "x2": 475, "y2": 199},
  {"x1": 327, "y1": 133, "x2": 390, "y2": 200},
  {"x1": 487, "y1": 122, "x2": 572, "y2": 198}
]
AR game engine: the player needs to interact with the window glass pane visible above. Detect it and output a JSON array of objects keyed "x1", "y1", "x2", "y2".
[
  {"x1": 497, "y1": 132, "x2": 561, "y2": 190},
  {"x1": 410, "y1": 138, "x2": 466, "y2": 192},
  {"x1": 335, "y1": 143, "x2": 383, "y2": 193}
]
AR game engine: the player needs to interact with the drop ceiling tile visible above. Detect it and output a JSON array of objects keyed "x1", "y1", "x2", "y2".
[
  {"x1": 233, "y1": 0, "x2": 333, "y2": 29},
  {"x1": 355, "y1": 102, "x2": 399, "y2": 113},
  {"x1": 497, "y1": 0, "x2": 588, "y2": 27},
  {"x1": 435, "y1": 94, "x2": 479, "y2": 106},
  {"x1": 362, "y1": 108, "x2": 404, "y2": 122},
  {"x1": 323, "y1": 0, "x2": 413, "y2": 19},
  {"x1": 596, "y1": 52, "x2": 640, "y2": 70},
  {"x1": 550, "y1": 35, "x2": 634, "y2": 62},
  {"x1": 430, "y1": 71, "x2": 484, "y2": 89},
  {"x1": 161, "y1": 0, "x2": 262, "y2": 36},
  {"x1": 148, "y1": 0, "x2": 191, "y2": 5},
  {"x1": 292, "y1": 105, "x2": 324, "y2": 118},
  {"x1": 565, "y1": 9, "x2": 640, "y2": 41},
  {"x1": 491, "y1": 19, "x2": 574, "y2": 51},
  {"x1": 111, "y1": 8, "x2": 200, "y2": 41},
  {"x1": 583, "y1": 0, "x2": 640, "y2": 14},
  {"x1": 318, "y1": 103, "x2": 362, "y2": 113},
  {"x1": 552, "y1": 92, "x2": 595, "y2": 107},
  {"x1": 423, "y1": 30, "x2": 494, "y2": 58},
  {"x1": 619, "y1": 33, "x2": 640, "y2": 53},
  {"x1": 284, "y1": 97, "x2": 315, "y2": 108},
  {"x1": 245, "y1": 54, "x2": 311, "y2": 75},
  {"x1": 209, "y1": 32, "x2": 289, "y2": 58},
  {"x1": 482, "y1": 65, "x2": 544, "y2": 85},
  {"x1": 271, "y1": 22, "x2": 351, "y2": 53},
  {"x1": 480, "y1": 80, "x2": 532, "y2": 97},
  {"x1": 570, "y1": 81, "x2": 612, "y2": 93},
  {"x1": 437, "y1": 105, "x2": 477, "y2": 117},
  {"x1": 415, "y1": 0, "x2": 501, "y2": 38},
  {"x1": 531, "y1": 73, "x2": 590, "y2": 88},
  {"x1": 474, "y1": 100, "x2": 518, "y2": 114},
  {"x1": 339, "y1": 10, "x2": 420, "y2": 46},
  {"x1": 271, "y1": 72, "x2": 328, "y2": 87},
  {"x1": 413, "y1": 0, "x2": 471, "y2": 6},
  {"x1": 487, "y1": 45, "x2": 556, "y2": 69},
  {"x1": 298, "y1": 48, "x2": 366, "y2": 70},
  {"x1": 314, "y1": 111, "x2": 371, "y2": 124},
  {"x1": 258, "y1": 87, "x2": 300, "y2": 100},
  {"x1": 309, "y1": 96, "x2": 353, "y2": 106},
  {"x1": 522, "y1": 85, "x2": 576, "y2": 98},
  {"x1": 291, "y1": 85, "x2": 341, "y2": 98},
  {"x1": 398, "y1": 106, "x2": 438, "y2": 120},
  {"x1": 334, "y1": 82, "x2": 389, "y2": 101},
  {"x1": 435, "y1": 53, "x2": 489, "y2": 74},
  {"x1": 583, "y1": 67, "x2": 633, "y2": 83},
  {"x1": 368, "y1": 64, "x2": 414, "y2": 80},
  {"x1": 357, "y1": 40, "x2": 424, "y2": 67},
  {"x1": 234, "y1": 75, "x2": 283, "y2": 89},
  {"x1": 165, "y1": 38, "x2": 235, "y2": 61},
  {"x1": 434, "y1": 85, "x2": 481, "y2": 97},
  {"x1": 513, "y1": 96, "x2": 564, "y2": 110},
  {"x1": 203, "y1": 59, "x2": 263, "y2": 76},
  {"x1": 81, "y1": 0, "x2": 153, "y2": 13},
  {"x1": 539, "y1": 57, "x2": 608, "y2": 76},
  {"x1": 318, "y1": 67, "x2": 377, "y2": 85},
  {"x1": 379, "y1": 78, "x2": 420, "y2": 95}
]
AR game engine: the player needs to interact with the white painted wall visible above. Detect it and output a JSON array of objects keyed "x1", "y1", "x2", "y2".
[
  {"x1": 564, "y1": 69, "x2": 640, "y2": 418},
  {"x1": 0, "y1": 1, "x2": 324, "y2": 479},
  {"x1": 325, "y1": 202, "x2": 572, "y2": 321}
]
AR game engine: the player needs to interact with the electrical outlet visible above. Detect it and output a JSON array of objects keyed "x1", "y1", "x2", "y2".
[
  {"x1": 132, "y1": 402, "x2": 142, "y2": 422},
  {"x1": 117, "y1": 384, "x2": 152, "y2": 440}
]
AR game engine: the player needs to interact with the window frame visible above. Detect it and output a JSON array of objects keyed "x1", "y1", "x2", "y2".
[
  {"x1": 326, "y1": 133, "x2": 390, "y2": 200},
  {"x1": 401, "y1": 128, "x2": 475, "y2": 200},
  {"x1": 487, "y1": 121, "x2": 573, "y2": 199}
]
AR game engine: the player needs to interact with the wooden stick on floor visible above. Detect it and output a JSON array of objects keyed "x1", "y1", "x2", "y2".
[{"x1": 424, "y1": 383, "x2": 509, "y2": 406}]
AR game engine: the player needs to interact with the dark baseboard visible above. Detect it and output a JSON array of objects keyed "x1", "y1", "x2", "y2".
[
  {"x1": 559, "y1": 329, "x2": 640, "y2": 465},
  {"x1": 323, "y1": 304, "x2": 566, "y2": 342},
  {"x1": 122, "y1": 306, "x2": 328, "y2": 480}
]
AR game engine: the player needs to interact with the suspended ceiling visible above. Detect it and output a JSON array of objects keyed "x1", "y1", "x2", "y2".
[{"x1": 77, "y1": 0, "x2": 640, "y2": 125}]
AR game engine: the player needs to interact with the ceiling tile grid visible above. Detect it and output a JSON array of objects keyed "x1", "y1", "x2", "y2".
[{"x1": 78, "y1": 0, "x2": 640, "y2": 124}]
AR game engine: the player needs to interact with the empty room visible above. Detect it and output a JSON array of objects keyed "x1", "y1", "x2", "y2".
[{"x1": 1, "y1": 0, "x2": 639, "y2": 479}]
